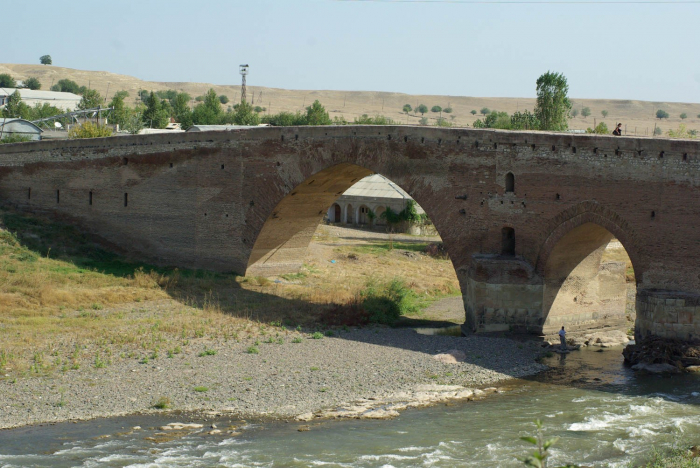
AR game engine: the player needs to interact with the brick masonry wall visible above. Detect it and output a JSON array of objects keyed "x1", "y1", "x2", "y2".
[{"x1": 0, "y1": 126, "x2": 699, "y2": 338}]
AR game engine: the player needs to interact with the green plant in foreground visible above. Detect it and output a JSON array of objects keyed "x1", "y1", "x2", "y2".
[
  {"x1": 198, "y1": 348, "x2": 217, "y2": 357},
  {"x1": 193, "y1": 386, "x2": 208, "y2": 392},
  {"x1": 246, "y1": 346, "x2": 259, "y2": 354},
  {"x1": 292, "y1": 337, "x2": 303, "y2": 343},
  {"x1": 521, "y1": 419, "x2": 578, "y2": 468},
  {"x1": 311, "y1": 332, "x2": 324, "y2": 339},
  {"x1": 153, "y1": 396, "x2": 171, "y2": 409}
]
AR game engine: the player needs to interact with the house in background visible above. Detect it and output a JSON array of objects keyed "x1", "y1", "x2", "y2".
[
  {"x1": 326, "y1": 174, "x2": 425, "y2": 226},
  {"x1": 0, "y1": 118, "x2": 42, "y2": 141},
  {"x1": 0, "y1": 88, "x2": 82, "y2": 111}
]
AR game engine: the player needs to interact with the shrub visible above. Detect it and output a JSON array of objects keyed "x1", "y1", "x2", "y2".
[
  {"x1": 419, "y1": 117, "x2": 428, "y2": 125},
  {"x1": 667, "y1": 124, "x2": 697, "y2": 139},
  {"x1": 680, "y1": 113, "x2": 687, "y2": 119},
  {"x1": 435, "y1": 117, "x2": 452, "y2": 127},
  {"x1": 292, "y1": 337, "x2": 303, "y2": 343},
  {"x1": 360, "y1": 278, "x2": 419, "y2": 324},
  {"x1": 24, "y1": 77, "x2": 41, "y2": 90},
  {"x1": 153, "y1": 396, "x2": 171, "y2": 409},
  {"x1": 68, "y1": 122, "x2": 113, "y2": 139},
  {"x1": 246, "y1": 346, "x2": 259, "y2": 354},
  {"x1": 0, "y1": 135, "x2": 32, "y2": 144},
  {"x1": 431, "y1": 105, "x2": 442, "y2": 113},
  {"x1": 193, "y1": 386, "x2": 208, "y2": 392},
  {"x1": 402, "y1": 104, "x2": 412, "y2": 113},
  {"x1": 480, "y1": 107, "x2": 490, "y2": 115},
  {"x1": 581, "y1": 107, "x2": 591, "y2": 118},
  {"x1": 311, "y1": 332, "x2": 323, "y2": 339},
  {"x1": 601, "y1": 110, "x2": 608, "y2": 118},
  {"x1": 0, "y1": 74, "x2": 16, "y2": 88},
  {"x1": 656, "y1": 109, "x2": 669, "y2": 119},
  {"x1": 443, "y1": 107, "x2": 452, "y2": 113},
  {"x1": 586, "y1": 122, "x2": 609, "y2": 135},
  {"x1": 354, "y1": 114, "x2": 395, "y2": 125},
  {"x1": 198, "y1": 348, "x2": 217, "y2": 357},
  {"x1": 654, "y1": 127, "x2": 663, "y2": 135},
  {"x1": 470, "y1": 110, "x2": 477, "y2": 115},
  {"x1": 218, "y1": 95, "x2": 229, "y2": 104}
]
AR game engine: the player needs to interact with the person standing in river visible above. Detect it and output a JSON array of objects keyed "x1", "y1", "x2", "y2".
[{"x1": 558, "y1": 326, "x2": 567, "y2": 350}]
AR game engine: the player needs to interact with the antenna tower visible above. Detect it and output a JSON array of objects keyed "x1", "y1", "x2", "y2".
[{"x1": 239, "y1": 64, "x2": 249, "y2": 103}]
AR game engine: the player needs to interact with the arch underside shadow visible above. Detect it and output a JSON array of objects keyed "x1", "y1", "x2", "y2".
[
  {"x1": 246, "y1": 163, "x2": 373, "y2": 276},
  {"x1": 541, "y1": 222, "x2": 633, "y2": 335}
]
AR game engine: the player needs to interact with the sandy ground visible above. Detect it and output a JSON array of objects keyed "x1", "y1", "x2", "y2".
[{"x1": 2, "y1": 63, "x2": 698, "y2": 136}]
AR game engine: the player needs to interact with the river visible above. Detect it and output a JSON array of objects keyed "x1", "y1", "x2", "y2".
[{"x1": 1, "y1": 345, "x2": 699, "y2": 467}]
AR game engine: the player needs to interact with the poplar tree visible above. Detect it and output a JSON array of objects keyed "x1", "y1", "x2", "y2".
[{"x1": 534, "y1": 71, "x2": 572, "y2": 131}]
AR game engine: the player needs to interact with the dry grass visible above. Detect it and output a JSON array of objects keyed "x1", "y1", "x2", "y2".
[
  {"x1": 0, "y1": 212, "x2": 459, "y2": 375},
  {"x1": 2, "y1": 63, "x2": 698, "y2": 136}
]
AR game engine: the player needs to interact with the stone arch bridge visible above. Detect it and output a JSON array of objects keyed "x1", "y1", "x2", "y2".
[{"x1": 0, "y1": 126, "x2": 698, "y2": 340}]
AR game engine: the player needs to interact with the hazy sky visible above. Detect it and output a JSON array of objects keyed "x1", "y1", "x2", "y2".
[{"x1": 8, "y1": 0, "x2": 700, "y2": 102}]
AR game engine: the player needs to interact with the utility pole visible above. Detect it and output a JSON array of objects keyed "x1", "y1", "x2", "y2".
[{"x1": 239, "y1": 64, "x2": 249, "y2": 103}]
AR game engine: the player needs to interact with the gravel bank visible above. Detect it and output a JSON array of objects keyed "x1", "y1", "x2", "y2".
[{"x1": 0, "y1": 328, "x2": 545, "y2": 429}]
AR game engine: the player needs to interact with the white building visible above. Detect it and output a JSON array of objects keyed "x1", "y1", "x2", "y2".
[
  {"x1": 0, "y1": 118, "x2": 42, "y2": 141},
  {"x1": 327, "y1": 174, "x2": 425, "y2": 226},
  {"x1": 0, "y1": 88, "x2": 82, "y2": 111}
]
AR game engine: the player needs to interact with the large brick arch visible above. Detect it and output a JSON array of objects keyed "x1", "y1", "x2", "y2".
[
  {"x1": 0, "y1": 126, "x2": 698, "y2": 339},
  {"x1": 535, "y1": 201, "x2": 643, "y2": 281}
]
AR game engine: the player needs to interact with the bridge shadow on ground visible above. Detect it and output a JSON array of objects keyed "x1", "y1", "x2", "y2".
[{"x1": 2, "y1": 208, "x2": 694, "y2": 406}]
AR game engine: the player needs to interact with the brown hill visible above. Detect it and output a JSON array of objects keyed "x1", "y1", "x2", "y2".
[{"x1": 3, "y1": 63, "x2": 699, "y2": 136}]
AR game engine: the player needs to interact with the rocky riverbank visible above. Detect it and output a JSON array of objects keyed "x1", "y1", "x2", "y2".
[{"x1": 0, "y1": 328, "x2": 546, "y2": 430}]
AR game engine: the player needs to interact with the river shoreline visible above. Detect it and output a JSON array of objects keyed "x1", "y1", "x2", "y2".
[{"x1": 0, "y1": 328, "x2": 546, "y2": 430}]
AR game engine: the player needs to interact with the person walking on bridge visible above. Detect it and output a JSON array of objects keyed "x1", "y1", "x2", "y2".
[
  {"x1": 558, "y1": 326, "x2": 567, "y2": 351},
  {"x1": 613, "y1": 123, "x2": 622, "y2": 136}
]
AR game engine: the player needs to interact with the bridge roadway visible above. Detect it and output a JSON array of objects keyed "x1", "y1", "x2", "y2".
[{"x1": 0, "y1": 126, "x2": 698, "y2": 340}]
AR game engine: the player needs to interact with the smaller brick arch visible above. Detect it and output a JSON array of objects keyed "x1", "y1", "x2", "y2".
[{"x1": 536, "y1": 201, "x2": 642, "y2": 282}]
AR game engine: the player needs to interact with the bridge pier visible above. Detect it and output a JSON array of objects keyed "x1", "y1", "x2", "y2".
[{"x1": 635, "y1": 290, "x2": 700, "y2": 342}]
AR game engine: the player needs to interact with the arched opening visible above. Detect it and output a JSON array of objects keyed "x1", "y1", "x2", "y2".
[
  {"x1": 327, "y1": 203, "x2": 341, "y2": 223},
  {"x1": 501, "y1": 227, "x2": 515, "y2": 256},
  {"x1": 542, "y1": 222, "x2": 636, "y2": 336},
  {"x1": 505, "y1": 172, "x2": 514, "y2": 193},
  {"x1": 245, "y1": 163, "x2": 463, "y2": 330},
  {"x1": 345, "y1": 204, "x2": 354, "y2": 224}
]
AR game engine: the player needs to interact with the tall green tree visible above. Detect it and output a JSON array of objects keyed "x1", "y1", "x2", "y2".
[
  {"x1": 402, "y1": 104, "x2": 412, "y2": 114},
  {"x1": 40, "y1": 55, "x2": 52, "y2": 65},
  {"x1": 192, "y1": 89, "x2": 222, "y2": 125},
  {"x1": 231, "y1": 100, "x2": 261, "y2": 125},
  {"x1": 108, "y1": 91, "x2": 130, "y2": 127},
  {"x1": 142, "y1": 92, "x2": 170, "y2": 128},
  {"x1": 77, "y1": 89, "x2": 103, "y2": 110},
  {"x1": 171, "y1": 92, "x2": 193, "y2": 129},
  {"x1": 656, "y1": 109, "x2": 669, "y2": 119},
  {"x1": 416, "y1": 104, "x2": 428, "y2": 115},
  {"x1": 305, "y1": 100, "x2": 332, "y2": 125},
  {"x1": 581, "y1": 107, "x2": 591, "y2": 118},
  {"x1": 534, "y1": 71, "x2": 572, "y2": 131},
  {"x1": 0, "y1": 74, "x2": 16, "y2": 87},
  {"x1": 24, "y1": 77, "x2": 41, "y2": 90}
]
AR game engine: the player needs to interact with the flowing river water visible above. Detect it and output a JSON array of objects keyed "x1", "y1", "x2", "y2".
[{"x1": 1, "y1": 344, "x2": 699, "y2": 467}]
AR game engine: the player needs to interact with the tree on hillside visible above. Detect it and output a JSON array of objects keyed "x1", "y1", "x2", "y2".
[
  {"x1": 480, "y1": 107, "x2": 490, "y2": 116},
  {"x1": 402, "y1": 104, "x2": 412, "y2": 114},
  {"x1": 680, "y1": 113, "x2": 687, "y2": 119},
  {"x1": 219, "y1": 95, "x2": 230, "y2": 104},
  {"x1": 470, "y1": 109, "x2": 477, "y2": 115},
  {"x1": 534, "y1": 71, "x2": 572, "y2": 131},
  {"x1": 0, "y1": 74, "x2": 16, "y2": 88},
  {"x1": 581, "y1": 107, "x2": 591, "y2": 118},
  {"x1": 24, "y1": 77, "x2": 41, "y2": 90},
  {"x1": 40, "y1": 55, "x2": 52, "y2": 65},
  {"x1": 431, "y1": 105, "x2": 442, "y2": 114},
  {"x1": 656, "y1": 109, "x2": 669, "y2": 119},
  {"x1": 443, "y1": 107, "x2": 453, "y2": 114},
  {"x1": 601, "y1": 110, "x2": 609, "y2": 118},
  {"x1": 571, "y1": 108, "x2": 579, "y2": 118},
  {"x1": 416, "y1": 104, "x2": 428, "y2": 116},
  {"x1": 510, "y1": 110, "x2": 540, "y2": 130},
  {"x1": 51, "y1": 79, "x2": 81, "y2": 94},
  {"x1": 305, "y1": 100, "x2": 332, "y2": 125},
  {"x1": 77, "y1": 89, "x2": 102, "y2": 110}
]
